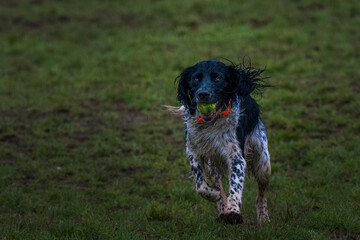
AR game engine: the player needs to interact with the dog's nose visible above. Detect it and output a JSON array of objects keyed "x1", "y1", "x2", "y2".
[{"x1": 197, "y1": 92, "x2": 211, "y2": 101}]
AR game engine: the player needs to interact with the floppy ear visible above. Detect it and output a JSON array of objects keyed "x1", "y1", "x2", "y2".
[
  {"x1": 226, "y1": 65, "x2": 267, "y2": 97},
  {"x1": 226, "y1": 65, "x2": 252, "y2": 97},
  {"x1": 176, "y1": 66, "x2": 196, "y2": 114}
]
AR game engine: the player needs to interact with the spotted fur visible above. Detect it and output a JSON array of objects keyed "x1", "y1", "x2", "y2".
[{"x1": 174, "y1": 60, "x2": 271, "y2": 224}]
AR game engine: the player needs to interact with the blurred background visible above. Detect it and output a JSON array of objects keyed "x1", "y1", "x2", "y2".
[{"x1": 0, "y1": 0, "x2": 359, "y2": 239}]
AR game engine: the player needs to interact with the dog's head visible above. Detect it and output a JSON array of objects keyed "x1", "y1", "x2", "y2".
[{"x1": 176, "y1": 60, "x2": 267, "y2": 121}]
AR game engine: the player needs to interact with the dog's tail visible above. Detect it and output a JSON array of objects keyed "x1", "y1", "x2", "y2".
[{"x1": 163, "y1": 105, "x2": 186, "y2": 118}]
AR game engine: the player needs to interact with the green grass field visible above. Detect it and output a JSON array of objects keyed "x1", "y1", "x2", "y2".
[{"x1": 1, "y1": 0, "x2": 360, "y2": 239}]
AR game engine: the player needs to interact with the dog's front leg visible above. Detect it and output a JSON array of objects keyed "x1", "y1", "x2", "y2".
[
  {"x1": 220, "y1": 145, "x2": 246, "y2": 224},
  {"x1": 186, "y1": 148, "x2": 221, "y2": 202}
]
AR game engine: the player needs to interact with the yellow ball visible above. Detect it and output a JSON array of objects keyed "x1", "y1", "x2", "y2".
[{"x1": 197, "y1": 103, "x2": 216, "y2": 115}]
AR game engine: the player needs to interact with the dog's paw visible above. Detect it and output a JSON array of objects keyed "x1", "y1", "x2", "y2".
[
  {"x1": 256, "y1": 198, "x2": 270, "y2": 225},
  {"x1": 218, "y1": 212, "x2": 243, "y2": 225},
  {"x1": 256, "y1": 207, "x2": 270, "y2": 225}
]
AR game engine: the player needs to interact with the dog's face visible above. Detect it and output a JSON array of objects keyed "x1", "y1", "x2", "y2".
[
  {"x1": 186, "y1": 60, "x2": 229, "y2": 104},
  {"x1": 177, "y1": 60, "x2": 241, "y2": 120}
]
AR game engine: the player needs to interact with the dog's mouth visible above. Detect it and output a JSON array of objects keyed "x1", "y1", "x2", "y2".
[{"x1": 197, "y1": 102, "x2": 222, "y2": 122}]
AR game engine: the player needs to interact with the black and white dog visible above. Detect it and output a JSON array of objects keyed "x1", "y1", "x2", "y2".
[{"x1": 169, "y1": 60, "x2": 271, "y2": 224}]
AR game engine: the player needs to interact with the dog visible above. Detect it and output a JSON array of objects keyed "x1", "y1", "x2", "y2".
[{"x1": 168, "y1": 59, "x2": 271, "y2": 224}]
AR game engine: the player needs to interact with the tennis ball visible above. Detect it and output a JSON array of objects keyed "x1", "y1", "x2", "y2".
[{"x1": 197, "y1": 103, "x2": 216, "y2": 115}]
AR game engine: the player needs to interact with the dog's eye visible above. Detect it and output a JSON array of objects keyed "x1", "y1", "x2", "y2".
[
  {"x1": 215, "y1": 77, "x2": 221, "y2": 81},
  {"x1": 194, "y1": 78, "x2": 199, "y2": 81}
]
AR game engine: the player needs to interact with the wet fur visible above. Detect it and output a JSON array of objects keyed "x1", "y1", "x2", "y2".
[{"x1": 174, "y1": 60, "x2": 271, "y2": 224}]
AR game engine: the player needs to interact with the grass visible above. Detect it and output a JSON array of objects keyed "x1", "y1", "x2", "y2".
[{"x1": 0, "y1": 0, "x2": 360, "y2": 239}]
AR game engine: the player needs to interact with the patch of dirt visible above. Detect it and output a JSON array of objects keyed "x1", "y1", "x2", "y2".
[
  {"x1": 0, "y1": 11, "x2": 71, "y2": 33},
  {"x1": 29, "y1": 0, "x2": 44, "y2": 5},
  {"x1": 69, "y1": 180, "x2": 90, "y2": 189},
  {"x1": 0, "y1": 133, "x2": 18, "y2": 143},
  {"x1": 0, "y1": 0, "x2": 18, "y2": 7},
  {"x1": 108, "y1": 166, "x2": 146, "y2": 181},
  {"x1": 115, "y1": 101, "x2": 148, "y2": 124},
  {"x1": 0, "y1": 154, "x2": 17, "y2": 166},
  {"x1": 87, "y1": 12, "x2": 142, "y2": 28},
  {"x1": 118, "y1": 13, "x2": 149, "y2": 29},
  {"x1": 91, "y1": 162, "x2": 146, "y2": 184},
  {"x1": 249, "y1": 18, "x2": 271, "y2": 29},
  {"x1": 164, "y1": 43, "x2": 178, "y2": 52},
  {"x1": 120, "y1": 166, "x2": 144, "y2": 175},
  {"x1": 5, "y1": 13, "x2": 137, "y2": 38},
  {"x1": 297, "y1": 3, "x2": 324, "y2": 13},
  {"x1": 331, "y1": 229, "x2": 360, "y2": 240},
  {"x1": 15, "y1": 170, "x2": 36, "y2": 185},
  {"x1": 0, "y1": 105, "x2": 101, "y2": 159},
  {"x1": 107, "y1": 204, "x2": 131, "y2": 213},
  {"x1": 1, "y1": 99, "x2": 147, "y2": 187},
  {"x1": 350, "y1": 78, "x2": 360, "y2": 94}
]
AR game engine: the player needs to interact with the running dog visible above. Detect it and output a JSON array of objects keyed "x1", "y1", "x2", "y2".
[{"x1": 168, "y1": 59, "x2": 271, "y2": 224}]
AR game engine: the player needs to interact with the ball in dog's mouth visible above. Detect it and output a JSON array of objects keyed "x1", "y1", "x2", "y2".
[
  {"x1": 197, "y1": 103, "x2": 220, "y2": 121},
  {"x1": 197, "y1": 103, "x2": 216, "y2": 115}
]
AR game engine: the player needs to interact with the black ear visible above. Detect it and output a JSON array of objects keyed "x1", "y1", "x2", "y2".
[
  {"x1": 226, "y1": 65, "x2": 252, "y2": 97},
  {"x1": 176, "y1": 66, "x2": 196, "y2": 113},
  {"x1": 226, "y1": 65, "x2": 267, "y2": 97}
]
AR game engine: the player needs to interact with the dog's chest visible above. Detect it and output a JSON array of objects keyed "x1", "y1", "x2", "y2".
[{"x1": 186, "y1": 111, "x2": 239, "y2": 158}]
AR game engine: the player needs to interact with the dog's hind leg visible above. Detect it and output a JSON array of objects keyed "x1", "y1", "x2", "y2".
[
  {"x1": 254, "y1": 156, "x2": 271, "y2": 225},
  {"x1": 245, "y1": 120, "x2": 271, "y2": 224}
]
